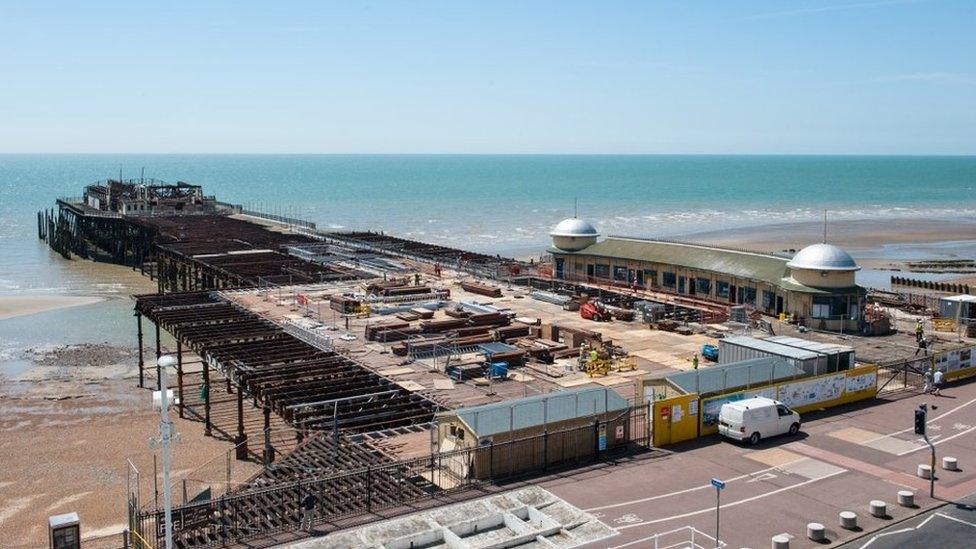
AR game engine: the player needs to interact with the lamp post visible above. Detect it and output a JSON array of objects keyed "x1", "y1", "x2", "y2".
[{"x1": 151, "y1": 355, "x2": 180, "y2": 549}]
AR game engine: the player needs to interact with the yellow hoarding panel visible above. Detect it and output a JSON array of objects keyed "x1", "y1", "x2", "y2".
[
  {"x1": 698, "y1": 365, "x2": 878, "y2": 437},
  {"x1": 935, "y1": 346, "x2": 976, "y2": 381},
  {"x1": 653, "y1": 393, "x2": 699, "y2": 447}
]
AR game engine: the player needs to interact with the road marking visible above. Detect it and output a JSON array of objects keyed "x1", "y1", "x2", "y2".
[
  {"x1": 856, "y1": 512, "x2": 976, "y2": 549},
  {"x1": 936, "y1": 512, "x2": 976, "y2": 528},
  {"x1": 607, "y1": 526, "x2": 724, "y2": 549},
  {"x1": 867, "y1": 395, "x2": 976, "y2": 443},
  {"x1": 747, "y1": 472, "x2": 777, "y2": 483},
  {"x1": 584, "y1": 459, "x2": 805, "y2": 512},
  {"x1": 615, "y1": 469, "x2": 846, "y2": 530},
  {"x1": 896, "y1": 423, "x2": 976, "y2": 456}
]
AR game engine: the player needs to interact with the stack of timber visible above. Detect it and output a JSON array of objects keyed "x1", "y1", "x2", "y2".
[
  {"x1": 365, "y1": 321, "x2": 410, "y2": 341},
  {"x1": 460, "y1": 280, "x2": 503, "y2": 298}
]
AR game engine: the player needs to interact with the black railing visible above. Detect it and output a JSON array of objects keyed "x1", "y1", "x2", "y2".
[{"x1": 130, "y1": 404, "x2": 651, "y2": 548}]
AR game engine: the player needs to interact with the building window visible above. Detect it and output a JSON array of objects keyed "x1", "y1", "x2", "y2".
[
  {"x1": 812, "y1": 295, "x2": 849, "y2": 319},
  {"x1": 762, "y1": 291, "x2": 776, "y2": 311},
  {"x1": 716, "y1": 281, "x2": 730, "y2": 299},
  {"x1": 643, "y1": 269, "x2": 657, "y2": 287},
  {"x1": 662, "y1": 272, "x2": 676, "y2": 288},
  {"x1": 594, "y1": 264, "x2": 610, "y2": 279},
  {"x1": 695, "y1": 278, "x2": 711, "y2": 296},
  {"x1": 613, "y1": 266, "x2": 629, "y2": 282},
  {"x1": 742, "y1": 287, "x2": 756, "y2": 305}
]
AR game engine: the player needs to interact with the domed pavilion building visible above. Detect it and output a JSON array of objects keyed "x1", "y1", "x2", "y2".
[{"x1": 548, "y1": 219, "x2": 865, "y2": 332}]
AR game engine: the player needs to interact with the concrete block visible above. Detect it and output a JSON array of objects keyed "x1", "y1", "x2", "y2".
[
  {"x1": 942, "y1": 456, "x2": 958, "y2": 471},
  {"x1": 839, "y1": 511, "x2": 858, "y2": 530},
  {"x1": 917, "y1": 464, "x2": 932, "y2": 479},
  {"x1": 771, "y1": 534, "x2": 790, "y2": 549},
  {"x1": 807, "y1": 522, "x2": 825, "y2": 541},
  {"x1": 897, "y1": 490, "x2": 915, "y2": 507},
  {"x1": 870, "y1": 500, "x2": 886, "y2": 518}
]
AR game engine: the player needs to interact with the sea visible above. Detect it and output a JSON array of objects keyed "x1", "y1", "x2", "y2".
[{"x1": 1, "y1": 155, "x2": 975, "y2": 367}]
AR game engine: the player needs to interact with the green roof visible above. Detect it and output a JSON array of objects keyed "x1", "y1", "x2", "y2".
[{"x1": 552, "y1": 237, "x2": 859, "y2": 295}]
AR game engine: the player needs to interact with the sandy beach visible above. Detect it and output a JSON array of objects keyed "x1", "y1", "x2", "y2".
[
  {"x1": 0, "y1": 345, "x2": 262, "y2": 548},
  {"x1": 0, "y1": 295, "x2": 105, "y2": 321},
  {"x1": 685, "y1": 217, "x2": 976, "y2": 254}
]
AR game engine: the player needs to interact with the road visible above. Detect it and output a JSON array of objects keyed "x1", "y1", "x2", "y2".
[
  {"x1": 542, "y1": 376, "x2": 976, "y2": 548},
  {"x1": 839, "y1": 493, "x2": 976, "y2": 549}
]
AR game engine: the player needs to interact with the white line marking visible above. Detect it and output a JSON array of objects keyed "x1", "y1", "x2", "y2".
[
  {"x1": 585, "y1": 459, "x2": 805, "y2": 512},
  {"x1": 615, "y1": 469, "x2": 846, "y2": 530},
  {"x1": 867, "y1": 395, "x2": 976, "y2": 442},
  {"x1": 856, "y1": 511, "x2": 976, "y2": 548},
  {"x1": 935, "y1": 512, "x2": 976, "y2": 528},
  {"x1": 607, "y1": 526, "x2": 724, "y2": 549},
  {"x1": 896, "y1": 424, "x2": 976, "y2": 455}
]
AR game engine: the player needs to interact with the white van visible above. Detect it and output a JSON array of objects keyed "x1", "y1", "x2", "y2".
[{"x1": 718, "y1": 397, "x2": 801, "y2": 445}]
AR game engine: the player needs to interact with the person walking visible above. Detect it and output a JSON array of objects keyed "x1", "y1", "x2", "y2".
[
  {"x1": 300, "y1": 490, "x2": 319, "y2": 531},
  {"x1": 922, "y1": 368, "x2": 933, "y2": 393},
  {"x1": 915, "y1": 337, "x2": 928, "y2": 357},
  {"x1": 691, "y1": 353, "x2": 699, "y2": 370},
  {"x1": 933, "y1": 369, "x2": 944, "y2": 396}
]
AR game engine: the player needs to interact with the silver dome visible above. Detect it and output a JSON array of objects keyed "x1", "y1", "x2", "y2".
[
  {"x1": 787, "y1": 243, "x2": 860, "y2": 271},
  {"x1": 550, "y1": 218, "x2": 599, "y2": 237}
]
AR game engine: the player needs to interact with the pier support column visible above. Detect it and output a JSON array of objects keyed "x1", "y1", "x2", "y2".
[
  {"x1": 263, "y1": 407, "x2": 274, "y2": 465},
  {"x1": 203, "y1": 360, "x2": 212, "y2": 436},
  {"x1": 235, "y1": 388, "x2": 248, "y2": 460},
  {"x1": 154, "y1": 322, "x2": 162, "y2": 391},
  {"x1": 136, "y1": 313, "x2": 144, "y2": 389},
  {"x1": 176, "y1": 340, "x2": 184, "y2": 419}
]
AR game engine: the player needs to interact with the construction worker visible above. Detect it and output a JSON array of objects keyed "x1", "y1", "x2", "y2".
[
  {"x1": 915, "y1": 320, "x2": 924, "y2": 343},
  {"x1": 692, "y1": 353, "x2": 699, "y2": 370},
  {"x1": 199, "y1": 381, "x2": 208, "y2": 401},
  {"x1": 915, "y1": 337, "x2": 929, "y2": 357},
  {"x1": 590, "y1": 348, "x2": 599, "y2": 363}
]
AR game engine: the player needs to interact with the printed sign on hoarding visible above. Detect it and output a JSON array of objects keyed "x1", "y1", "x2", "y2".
[{"x1": 776, "y1": 374, "x2": 845, "y2": 409}]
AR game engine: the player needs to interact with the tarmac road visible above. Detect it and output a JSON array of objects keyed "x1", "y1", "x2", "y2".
[
  {"x1": 839, "y1": 492, "x2": 976, "y2": 549},
  {"x1": 545, "y1": 376, "x2": 976, "y2": 548}
]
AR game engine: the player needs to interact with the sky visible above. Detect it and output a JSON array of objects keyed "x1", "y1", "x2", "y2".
[{"x1": 0, "y1": 1, "x2": 973, "y2": 154}]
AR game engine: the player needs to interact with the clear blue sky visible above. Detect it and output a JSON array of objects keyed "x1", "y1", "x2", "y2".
[{"x1": 1, "y1": 1, "x2": 973, "y2": 154}]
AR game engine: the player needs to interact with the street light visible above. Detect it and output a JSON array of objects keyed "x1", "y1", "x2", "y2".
[{"x1": 151, "y1": 355, "x2": 180, "y2": 549}]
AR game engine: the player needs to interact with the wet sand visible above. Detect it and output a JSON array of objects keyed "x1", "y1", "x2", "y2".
[
  {"x1": 0, "y1": 295, "x2": 104, "y2": 321},
  {"x1": 0, "y1": 344, "x2": 262, "y2": 548},
  {"x1": 684, "y1": 217, "x2": 976, "y2": 254}
]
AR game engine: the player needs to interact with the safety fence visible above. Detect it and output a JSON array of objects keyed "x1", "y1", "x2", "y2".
[
  {"x1": 877, "y1": 344, "x2": 976, "y2": 394},
  {"x1": 129, "y1": 404, "x2": 651, "y2": 548},
  {"x1": 648, "y1": 364, "x2": 880, "y2": 446}
]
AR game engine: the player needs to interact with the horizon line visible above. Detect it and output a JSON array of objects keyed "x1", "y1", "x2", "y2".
[{"x1": 1, "y1": 152, "x2": 974, "y2": 157}]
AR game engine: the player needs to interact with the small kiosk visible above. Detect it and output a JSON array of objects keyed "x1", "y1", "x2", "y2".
[{"x1": 48, "y1": 512, "x2": 80, "y2": 549}]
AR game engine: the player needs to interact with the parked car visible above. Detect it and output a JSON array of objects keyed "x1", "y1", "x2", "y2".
[{"x1": 718, "y1": 397, "x2": 801, "y2": 445}]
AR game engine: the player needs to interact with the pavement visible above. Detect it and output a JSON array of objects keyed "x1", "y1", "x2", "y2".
[
  {"x1": 540, "y1": 377, "x2": 976, "y2": 548},
  {"x1": 838, "y1": 493, "x2": 976, "y2": 549}
]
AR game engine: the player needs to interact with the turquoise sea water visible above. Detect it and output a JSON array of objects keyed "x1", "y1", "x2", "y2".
[
  {"x1": 1, "y1": 155, "x2": 974, "y2": 364},
  {"x1": 1, "y1": 154, "x2": 975, "y2": 297}
]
